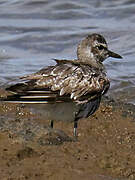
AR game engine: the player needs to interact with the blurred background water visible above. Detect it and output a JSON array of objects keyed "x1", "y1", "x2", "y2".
[{"x1": 0, "y1": 0, "x2": 134, "y2": 104}]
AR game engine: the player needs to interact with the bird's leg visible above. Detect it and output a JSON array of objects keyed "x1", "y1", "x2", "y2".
[
  {"x1": 50, "y1": 120, "x2": 54, "y2": 128},
  {"x1": 73, "y1": 119, "x2": 78, "y2": 137}
]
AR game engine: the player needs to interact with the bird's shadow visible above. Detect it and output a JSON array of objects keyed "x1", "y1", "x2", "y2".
[{"x1": 37, "y1": 128, "x2": 77, "y2": 146}]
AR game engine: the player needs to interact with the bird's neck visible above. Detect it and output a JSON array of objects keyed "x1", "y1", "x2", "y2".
[
  {"x1": 77, "y1": 51, "x2": 104, "y2": 71},
  {"x1": 79, "y1": 57, "x2": 103, "y2": 68},
  {"x1": 77, "y1": 42, "x2": 106, "y2": 71}
]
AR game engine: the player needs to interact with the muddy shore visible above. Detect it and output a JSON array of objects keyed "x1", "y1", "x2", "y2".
[{"x1": 0, "y1": 89, "x2": 135, "y2": 180}]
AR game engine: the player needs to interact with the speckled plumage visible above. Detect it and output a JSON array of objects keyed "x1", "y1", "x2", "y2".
[
  {"x1": 10, "y1": 60, "x2": 109, "y2": 103},
  {"x1": 4, "y1": 33, "x2": 122, "y2": 136}
]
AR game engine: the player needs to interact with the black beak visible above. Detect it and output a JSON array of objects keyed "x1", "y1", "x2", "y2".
[{"x1": 108, "y1": 50, "x2": 122, "y2": 59}]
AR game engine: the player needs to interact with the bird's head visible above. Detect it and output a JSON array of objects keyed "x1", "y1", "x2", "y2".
[{"x1": 77, "y1": 33, "x2": 122, "y2": 67}]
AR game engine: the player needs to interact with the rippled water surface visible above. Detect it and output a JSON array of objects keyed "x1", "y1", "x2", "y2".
[{"x1": 0, "y1": 0, "x2": 135, "y2": 103}]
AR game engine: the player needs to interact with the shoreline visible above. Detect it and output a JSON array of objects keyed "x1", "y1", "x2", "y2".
[{"x1": 0, "y1": 92, "x2": 135, "y2": 179}]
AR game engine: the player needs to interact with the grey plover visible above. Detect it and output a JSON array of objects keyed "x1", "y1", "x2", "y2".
[{"x1": 3, "y1": 33, "x2": 122, "y2": 137}]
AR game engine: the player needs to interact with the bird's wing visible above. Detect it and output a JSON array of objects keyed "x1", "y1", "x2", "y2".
[{"x1": 5, "y1": 60, "x2": 110, "y2": 103}]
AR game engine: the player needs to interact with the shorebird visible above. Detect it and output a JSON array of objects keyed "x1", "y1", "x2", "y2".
[{"x1": 3, "y1": 33, "x2": 122, "y2": 137}]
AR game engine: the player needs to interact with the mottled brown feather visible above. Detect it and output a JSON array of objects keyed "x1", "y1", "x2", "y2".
[{"x1": 8, "y1": 60, "x2": 110, "y2": 103}]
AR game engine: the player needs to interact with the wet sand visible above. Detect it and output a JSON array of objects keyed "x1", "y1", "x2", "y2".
[{"x1": 0, "y1": 90, "x2": 135, "y2": 180}]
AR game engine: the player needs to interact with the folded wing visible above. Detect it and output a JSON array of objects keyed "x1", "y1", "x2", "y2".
[{"x1": 5, "y1": 60, "x2": 110, "y2": 103}]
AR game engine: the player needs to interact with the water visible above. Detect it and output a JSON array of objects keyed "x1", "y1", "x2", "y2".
[{"x1": 0, "y1": 0, "x2": 134, "y2": 103}]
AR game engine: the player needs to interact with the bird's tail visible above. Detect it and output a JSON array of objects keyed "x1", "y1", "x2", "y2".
[
  {"x1": 1, "y1": 89, "x2": 71, "y2": 104},
  {"x1": 1, "y1": 80, "x2": 61, "y2": 104}
]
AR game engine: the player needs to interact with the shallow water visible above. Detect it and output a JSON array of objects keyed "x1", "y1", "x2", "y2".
[{"x1": 0, "y1": 0, "x2": 134, "y2": 103}]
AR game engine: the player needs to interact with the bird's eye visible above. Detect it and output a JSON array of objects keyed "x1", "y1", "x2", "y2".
[{"x1": 96, "y1": 45, "x2": 104, "y2": 50}]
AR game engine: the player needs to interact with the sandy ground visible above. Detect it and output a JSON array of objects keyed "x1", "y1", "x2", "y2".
[{"x1": 0, "y1": 89, "x2": 135, "y2": 180}]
